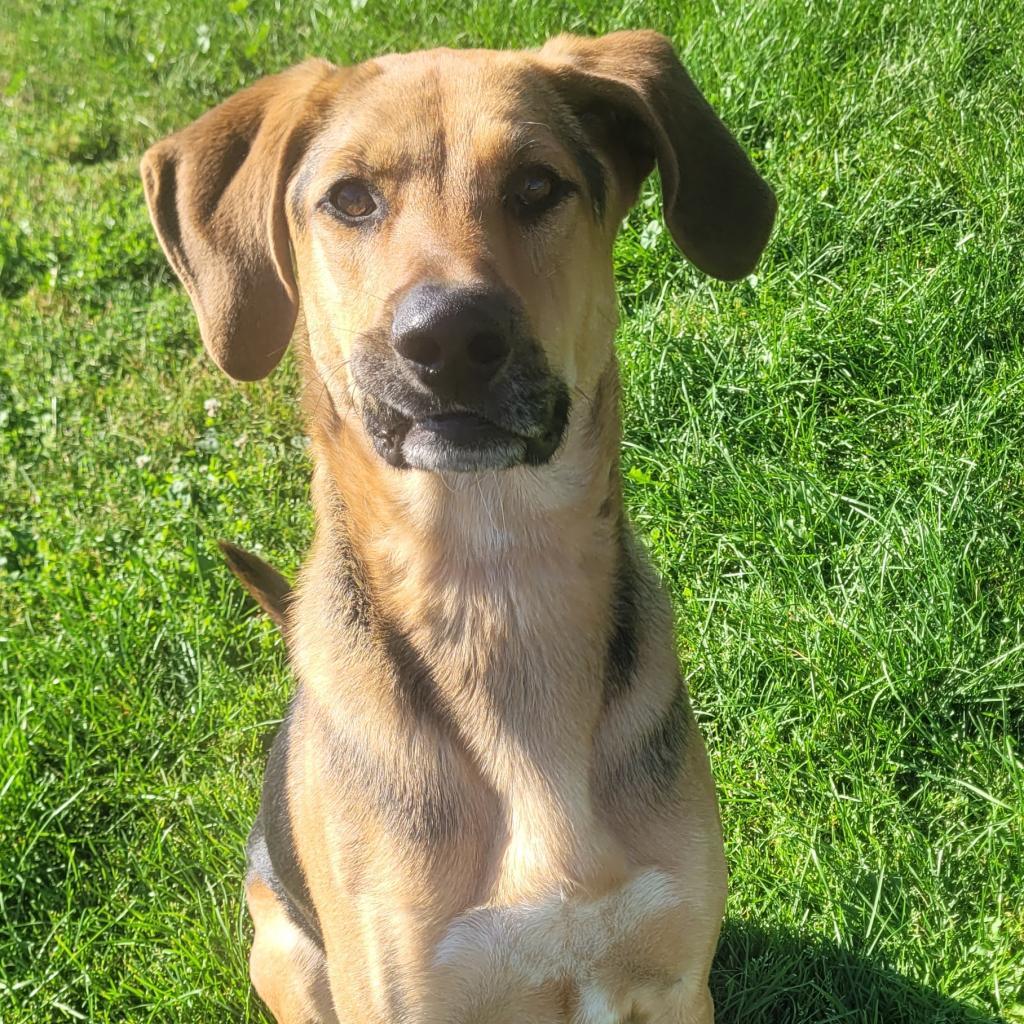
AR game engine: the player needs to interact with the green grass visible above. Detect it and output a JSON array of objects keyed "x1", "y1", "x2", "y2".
[{"x1": 1, "y1": 0, "x2": 1022, "y2": 1020}]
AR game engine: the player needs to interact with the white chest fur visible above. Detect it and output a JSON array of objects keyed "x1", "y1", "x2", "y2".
[{"x1": 420, "y1": 869, "x2": 701, "y2": 1024}]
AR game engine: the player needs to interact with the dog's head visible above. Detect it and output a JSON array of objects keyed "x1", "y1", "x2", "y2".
[{"x1": 142, "y1": 32, "x2": 774, "y2": 473}]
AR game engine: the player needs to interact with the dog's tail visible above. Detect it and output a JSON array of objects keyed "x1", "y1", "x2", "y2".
[{"x1": 218, "y1": 540, "x2": 292, "y2": 631}]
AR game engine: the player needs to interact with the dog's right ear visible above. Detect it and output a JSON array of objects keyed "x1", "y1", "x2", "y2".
[{"x1": 141, "y1": 60, "x2": 339, "y2": 381}]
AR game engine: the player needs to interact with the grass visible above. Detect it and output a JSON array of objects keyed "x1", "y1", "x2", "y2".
[{"x1": 1, "y1": 0, "x2": 1022, "y2": 1020}]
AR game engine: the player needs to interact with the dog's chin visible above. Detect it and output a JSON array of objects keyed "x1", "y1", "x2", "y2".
[
  {"x1": 361, "y1": 393, "x2": 570, "y2": 474},
  {"x1": 400, "y1": 415, "x2": 529, "y2": 472}
]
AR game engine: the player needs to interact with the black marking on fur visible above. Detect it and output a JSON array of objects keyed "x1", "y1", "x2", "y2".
[
  {"x1": 607, "y1": 679, "x2": 690, "y2": 805},
  {"x1": 318, "y1": 611, "x2": 484, "y2": 848},
  {"x1": 523, "y1": 382, "x2": 571, "y2": 466},
  {"x1": 320, "y1": 490, "x2": 375, "y2": 632},
  {"x1": 604, "y1": 539, "x2": 640, "y2": 702},
  {"x1": 247, "y1": 713, "x2": 323, "y2": 944},
  {"x1": 329, "y1": 725, "x2": 470, "y2": 847},
  {"x1": 321, "y1": 479, "x2": 455, "y2": 738},
  {"x1": 332, "y1": 534, "x2": 375, "y2": 631},
  {"x1": 372, "y1": 609, "x2": 499, "y2": 844},
  {"x1": 568, "y1": 136, "x2": 607, "y2": 218},
  {"x1": 635, "y1": 680, "x2": 689, "y2": 792},
  {"x1": 377, "y1": 618, "x2": 453, "y2": 729},
  {"x1": 326, "y1": 483, "x2": 450, "y2": 729},
  {"x1": 583, "y1": 364, "x2": 613, "y2": 446}
]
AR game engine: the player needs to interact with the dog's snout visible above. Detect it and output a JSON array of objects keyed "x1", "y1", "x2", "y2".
[{"x1": 391, "y1": 284, "x2": 514, "y2": 398}]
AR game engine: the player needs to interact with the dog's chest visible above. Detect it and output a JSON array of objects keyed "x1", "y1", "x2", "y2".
[
  {"x1": 420, "y1": 869, "x2": 694, "y2": 1024},
  {"x1": 405, "y1": 556, "x2": 616, "y2": 880}
]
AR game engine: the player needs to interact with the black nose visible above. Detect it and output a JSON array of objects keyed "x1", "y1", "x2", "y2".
[{"x1": 391, "y1": 284, "x2": 515, "y2": 399}]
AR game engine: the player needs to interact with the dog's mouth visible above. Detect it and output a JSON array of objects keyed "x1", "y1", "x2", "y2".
[
  {"x1": 348, "y1": 334, "x2": 571, "y2": 473},
  {"x1": 362, "y1": 394, "x2": 570, "y2": 472}
]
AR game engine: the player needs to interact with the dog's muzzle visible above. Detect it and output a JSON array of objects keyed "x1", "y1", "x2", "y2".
[{"x1": 350, "y1": 283, "x2": 570, "y2": 473}]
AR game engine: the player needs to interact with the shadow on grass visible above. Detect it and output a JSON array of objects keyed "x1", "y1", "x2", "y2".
[{"x1": 712, "y1": 919, "x2": 1003, "y2": 1023}]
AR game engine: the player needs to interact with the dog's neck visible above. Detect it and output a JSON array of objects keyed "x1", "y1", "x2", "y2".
[
  {"x1": 298, "y1": 360, "x2": 631, "y2": 892},
  {"x1": 309, "y1": 358, "x2": 624, "y2": 608}
]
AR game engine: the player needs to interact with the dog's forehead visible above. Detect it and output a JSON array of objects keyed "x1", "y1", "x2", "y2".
[
  {"x1": 364, "y1": 45, "x2": 544, "y2": 106},
  {"x1": 309, "y1": 48, "x2": 571, "y2": 175}
]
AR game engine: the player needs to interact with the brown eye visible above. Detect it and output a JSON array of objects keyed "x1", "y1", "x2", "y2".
[
  {"x1": 516, "y1": 169, "x2": 554, "y2": 205},
  {"x1": 507, "y1": 165, "x2": 572, "y2": 219},
  {"x1": 326, "y1": 180, "x2": 378, "y2": 220}
]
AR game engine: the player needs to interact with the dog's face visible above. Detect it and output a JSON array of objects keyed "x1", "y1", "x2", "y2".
[
  {"x1": 142, "y1": 33, "x2": 775, "y2": 473},
  {"x1": 295, "y1": 49, "x2": 618, "y2": 471}
]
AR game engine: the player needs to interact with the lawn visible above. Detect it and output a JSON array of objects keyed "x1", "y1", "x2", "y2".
[{"x1": 1, "y1": 0, "x2": 1022, "y2": 1020}]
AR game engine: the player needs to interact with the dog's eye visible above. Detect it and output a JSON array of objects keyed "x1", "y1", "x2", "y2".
[
  {"x1": 506, "y1": 166, "x2": 573, "y2": 219},
  {"x1": 514, "y1": 168, "x2": 555, "y2": 206},
  {"x1": 325, "y1": 180, "x2": 378, "y2": 221}
]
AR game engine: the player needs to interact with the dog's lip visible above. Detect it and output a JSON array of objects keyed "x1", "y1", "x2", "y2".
[
  {"x1": 357, "y1": 381, "x2": 570, "y2": 471},
  {"x1": 399, "y1": 409, "x2": 529, "y2": 473},
  {"x1": 414, "y1": 410, "x2": 516, "y2": 443},
  {"x1": 370, "y1": 397, "x2": 534, "y2": 443}
]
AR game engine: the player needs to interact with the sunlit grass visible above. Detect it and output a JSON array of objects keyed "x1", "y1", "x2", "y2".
[{"x1": 1, "y1": 0, "x2": 1022, "y2": 1020}]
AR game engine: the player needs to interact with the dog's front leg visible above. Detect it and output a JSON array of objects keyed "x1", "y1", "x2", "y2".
[{"x1": 247, "y1": 873, "x2": 339, "y2": 1023}]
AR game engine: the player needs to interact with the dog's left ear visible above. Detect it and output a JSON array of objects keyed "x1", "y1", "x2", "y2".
[
  {"x1": 140, "y1": 60, "x2": 339, "y2": 380},
  {"x1": 539, "y1": 31, "x2": 776, "y2": 280}
]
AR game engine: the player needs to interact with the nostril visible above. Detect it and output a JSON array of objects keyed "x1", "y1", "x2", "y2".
[
  {"x1": 396, "y1": 332, "x2": 443, "y2": 370},
  {"x1": 391, "y1": 284, "x2": 518, "y2": 389},
  {"x1": 467, "y1": 332, "x2": 508, "y2": 368}
]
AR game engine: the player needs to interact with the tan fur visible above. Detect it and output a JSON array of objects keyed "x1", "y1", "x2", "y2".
[
  {"x1": 219, "y1": 540, "x2": 292, "y2": 630},
  {"x1": 142, "y1": 31, "x2": 775, "y2": 1023},
  {"x1": 246, "y1": 876, "x2": 338, "y2": 1022}
]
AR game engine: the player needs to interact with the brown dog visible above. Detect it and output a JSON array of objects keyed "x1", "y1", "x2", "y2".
[{"x1": 142, "y1": 31, "x2": 775, "y2": 1023}]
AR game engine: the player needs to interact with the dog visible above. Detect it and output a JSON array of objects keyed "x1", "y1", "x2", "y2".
[{"x1": 141, "y1": 30, "x2": 775, "y2": 1023}]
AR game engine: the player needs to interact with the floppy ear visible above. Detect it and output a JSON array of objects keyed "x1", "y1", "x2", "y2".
[
  {"x1": 539, "y1": 31, "x2": 776, "y2": 280},
  {"x1": 140, "y1": 60, "x2": 339, "y2": 380}
]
